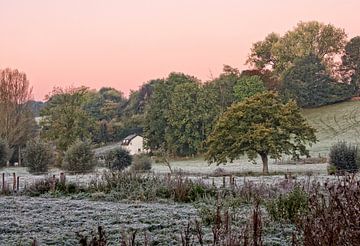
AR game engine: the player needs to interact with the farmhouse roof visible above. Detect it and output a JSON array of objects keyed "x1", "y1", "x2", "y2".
[{"x1": 123, "y1": 134, "x2": 138, "y2": 141}]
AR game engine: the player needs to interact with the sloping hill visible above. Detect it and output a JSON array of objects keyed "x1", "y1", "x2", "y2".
[{"x1": 303, "y1": 100, "x2": 360, "y2": 155}]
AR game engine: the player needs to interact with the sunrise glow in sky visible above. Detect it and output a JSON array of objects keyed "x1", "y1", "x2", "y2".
[{"x1": 1, "y1": 0, "x2": 360, "y2": 100}]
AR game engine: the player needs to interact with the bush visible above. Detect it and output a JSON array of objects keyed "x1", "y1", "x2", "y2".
[
  {"x1": 63, "y1": 140, "x2": 97, "y2": 173},
  {"x1": 131, "y1": 154, "x2": 152, "y2": 172},
  {"x1": 23, "y1": 139, "x2": 54, "y2": 174},
  {"x1": 233, "y1": 75, "x2": 266, "y2": 102},
  {"x1": 296, "y1": 176, "x2": 360, "y2": 245},
  {"x1": 329, "y1": 141, "x2": 358, "y2": 173},
  {"x1": 105, "y1": 148, "x2": 132, "y2": 171},
  {"x1": 0, "y1": 138, "x2": 10, "y2": 168},
  {"x1": 266, "y1": 186, "x2": 308, "y2": 223}
]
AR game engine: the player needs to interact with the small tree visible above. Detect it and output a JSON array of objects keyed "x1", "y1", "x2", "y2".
[
  {"x1": 23, "y1": 139, "x2": 54, "y2": 174},
  {"x1": 0, "y1": 138, "x2": 10, "y2": 168},
  {"x1": 329, "y1": 141, "x2": 358, "y2": 173},
  {"x1": 205, "y1": 92, "x2": 317, "y2": 173},
  {"x1": 131, "y1": 153, "x2": 152, "y2": 172},
  {"x1": 233, "y1": 75, "x2": 266, "y2": 101},
  {"x1": 63, "y1": 140, "x2": 96, "y2": 173},
  {"x1": 105, "y1": 148, "x2": 132, "y2": 171}
]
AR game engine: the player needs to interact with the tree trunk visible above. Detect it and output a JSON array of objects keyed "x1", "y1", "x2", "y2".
[{"x1": 260, "y1": 153, "x2": 269, "y2": 174}]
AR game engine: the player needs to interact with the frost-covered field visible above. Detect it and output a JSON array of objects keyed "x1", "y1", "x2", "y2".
[
  {"x1": 152, "y1": 159, "x2": 328, "y2": 174},
  {"x1": 0, "y1": 159, "x2": 328, "y2": 190},
  {"x1": 0, "y1": 196, "x2": 197, "y2": 245}
]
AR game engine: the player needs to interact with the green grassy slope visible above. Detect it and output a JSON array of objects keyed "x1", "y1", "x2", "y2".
[{"x1": 302, "y1": 100, "x2": 360, "y2": 155}]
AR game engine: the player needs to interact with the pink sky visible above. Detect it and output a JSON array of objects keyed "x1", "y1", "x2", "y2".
[{"x1": 1, "y1": 0, "x2": 360, "y2": 100}]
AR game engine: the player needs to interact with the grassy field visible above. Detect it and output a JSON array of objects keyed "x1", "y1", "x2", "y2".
[{"x1": 302, "y1": 100, "x2": 360, "y2": 155}]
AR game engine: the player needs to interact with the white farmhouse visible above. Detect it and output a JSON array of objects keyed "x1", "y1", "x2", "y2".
[{"x1": 121, "y1": 134, "x2": 146, "y2": 155}]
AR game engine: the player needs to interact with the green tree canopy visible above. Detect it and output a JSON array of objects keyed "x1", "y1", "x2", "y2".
[
  {"x1": 41, "y1": 87, "x2": 95, "y2": 152},
  {"x1": 342, "y1": 36, "x2": 360, "y2": 93},
  {"x1": 233, "y1": 75, "x2": 266, "y2": 101},
  {"x1": 207, "y1": 65, "x2": 240, "y2": 112},
  {"x1": 63, "y1": 140, "x2": 96, "y2": 173},
  {"x1": 281, "y1": 54, "x2": 354, "y2": 107},
  {"x1": 166, "y1": 82, "x2": 205, "y2": 156},
  {"x1": 205, "y1": 92, "x2": 317, "y2": 173},
  {"x1": 23, "y1": 138, "x2": 54, "y2": 174},
  {"x1": 247, "y1": 21, "x2": 347, "y2": 77},
  {"x1": 144, "y1": 73, "x2": 198, "y2": 151}
]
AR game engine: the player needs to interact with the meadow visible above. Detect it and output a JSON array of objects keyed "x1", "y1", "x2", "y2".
[{"x1": 0, "y1": 101, "x2": 359, "y2": 245}]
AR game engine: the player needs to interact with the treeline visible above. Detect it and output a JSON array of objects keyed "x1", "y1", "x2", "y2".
[{"x1": 1, "y1": 21, "x2": 360, "y2": 164}]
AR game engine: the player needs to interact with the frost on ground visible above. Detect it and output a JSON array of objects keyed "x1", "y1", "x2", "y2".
[
  {"x1": 0, "y1": 159, "x2": 328, "y2": 190},
  {"x1": 0, "y1": 197, "x2": 197, "y2": 245}
]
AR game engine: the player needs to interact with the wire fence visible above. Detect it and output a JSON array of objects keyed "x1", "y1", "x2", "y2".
[{"x1": 0, "y1": 170, "x2": 104, "y2": 193}]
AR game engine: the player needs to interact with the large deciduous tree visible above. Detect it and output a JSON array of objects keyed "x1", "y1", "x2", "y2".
[
  {"x1": 0, "y1": 68, "x2": 35, "y2": 153},
  {"x1": 281, "y1": 54, "x2": 354, "y2": 107},
  {"x1": 342, "y1": 36, "x2": 360, "y2": 93},
  {"x1": 205, "y1": 92, "x2": 317, "y2": 173},
  {"x1": 166, "y1": 82, "x2": 205, "y2": 156},
  {"x1": 233, "y1": 75, "x2": 266, "y2": 101},
  {"x1": 247, "y1": 21, "x2": 347, "y2": 77},
  {"x1": 143, "y1": 73, "x2": 197, "y2": 151},
  {"x1": 41, "y1": 87, "x2": 95, "y2": 152}
]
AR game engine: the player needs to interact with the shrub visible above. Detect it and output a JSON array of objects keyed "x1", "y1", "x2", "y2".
[
  {"x1": 105, "y1": 148, "x2": 132, "y2": 171},
  {"x1": 296, "y1": 176, "x2": 360, "y2": 245},
  {"x1": 327, "y1": 165, "x2": 337, "y2": 175},
  {"x1": 0, "y1": 138, "x2": 10, "y2": 168},
  {"x1": 131, "y1": 154, "x2": 152, "y2": 172},
  {"x1": 63, "y1": 140, "x2": 97, "y2": 173},
  {"x1": 265, "y1": 186, "x2": 308, "y2": 223},
  {"x1": 23, "y1": 139, "x2": 54, "y2": 174},
  {"x1": 329, "y1": 141, "x2": 358, "y2": 173}
]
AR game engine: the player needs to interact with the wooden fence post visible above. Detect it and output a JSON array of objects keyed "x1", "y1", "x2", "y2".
[
  {"x1": 16, "y1": 176, "x2": 20, "y2": 191},
  {"x1": 51, "y1": 174, "x2": 56, "y2": 191},
  {"x1": 13, "y1": 173, "x2": 16, "y2": 191},
  {"x1": 2, "y1": 173, "x2": 5, "y2": 192},
  {"x1": 60, "y1": 172, "x2": 66, "y2": 184},
  {"x1": 229, "y1": 175, "x2": 233, "y2": 188}
]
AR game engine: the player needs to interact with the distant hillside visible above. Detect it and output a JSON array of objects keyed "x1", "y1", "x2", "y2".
[{"x1": 303, "y1": 100, "x2": 360, "y2": 155}]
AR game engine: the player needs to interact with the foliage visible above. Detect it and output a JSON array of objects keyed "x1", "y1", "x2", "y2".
[
  {"x1": 23, "y1": 138, "x2": 54, "y2": 174},
  {"x1": 281, "y1": 55, "x2": 354, "y2": 107},
  {"x1": 240, "y1": 69, "x2": 280, "y2": 91},
  {"x1": 329, "y1": 141, "x2": 358, "y2": 173},
  {"x1": 247, "y1": 21, "x2": 347, "y2": 77},
  {"x1": 296, "y1": 177, "x2": 360, "y2": 245},
  {"x1": 281, "y1": 54, "x2": 354, "y2": 107},
  {"x1": 24, "y1": 177, "x2": 82, "y2": 196},
  {"x1": 131, "y1": 153, "x2": 152, "y2": 172},
  {"x1": 144, "y1": 73, "x2": 201, "y2": 153},
  {"x1": 0, "y1": 138, "x2": 10, "y2": 168},
  {"x1": 0, "y1": 68, "x2": 35, "y2": 150},
  {"x1": 105, "y1": 148, "x2": 132, "y2": 171},
  {"x1": 266, "y1": 186, "x2": 308, "y2": 223},
  {"x1": 233, "y1": 75, "x2": 266, "y2": 101},
  {"x1": 63, "y1": 140, "x2": 97, "y2": 173},
  {"x1": 205, "y1": 92, "x2": 317, "y2": 173},
  {"x1": 166, "y1": 82, "x2": 207, "y2": 156},
  {"x1": 342, "y1": 36, "x2": 360, "y2": 93},
  {"x1": 41, "y1": 87, "x2": 95, "y2": 152},
  {"x1": 84, "y1": 87, "x2": 127, "y2": 121},
  {"x1": 327, "y1": 165, "x2": 337, "y2": 175},
  {"x1": 208, "y1": 65, "x2": 240, "y2": 112}
]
